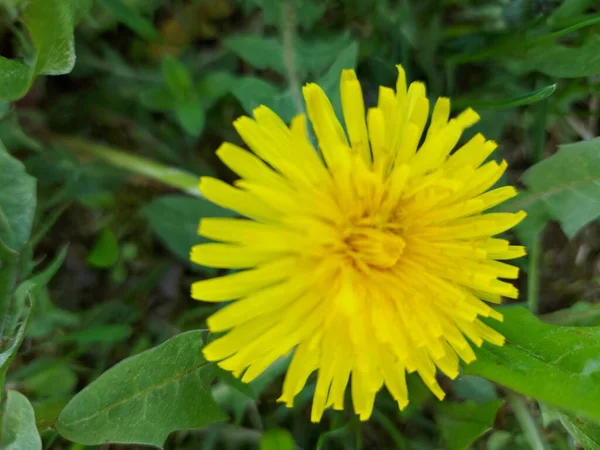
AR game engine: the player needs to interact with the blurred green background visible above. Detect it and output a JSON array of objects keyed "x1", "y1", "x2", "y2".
[{"x1": 1, "y1": 0, "x2": 600, "y2": 449}]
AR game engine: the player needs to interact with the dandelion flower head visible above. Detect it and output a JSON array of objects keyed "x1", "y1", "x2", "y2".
[{"x1": 191, "y1": 65, "x2": 526, "y2": 422}]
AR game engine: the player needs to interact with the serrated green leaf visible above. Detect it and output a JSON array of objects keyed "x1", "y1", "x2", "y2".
[
  {"x1": 437, "y1": 400, "x2": 503, "y2": 450},
  {"x1": 517, "y1": 34, "x2": 600, "y2": 78},
  {"x1": 260, "y1": 428, "x2": 295, "y2": 450},
  {"x1": 467, "y1": 307, "x2": 600, "y2": 421},
  {"x1": 0, "y1": 141, "x2": 36, "y2": 253},
  {"x1": 87, "y1": 229, "x2": 119, "y2": 268},
  {"x1": 56, "y1": 331, "x2": 227, "y2": 447},
  {"x1": 143, "y1": 195, "x2": 236, "y2": 264},
  {"x1": 99, "y1": 0, "x2": 160, "y2": 41},
  {"x1": 0, "y1": 390, "x2": 42, "y2": 450},
  {"x1": 504, "y1": 137, "x2": 600, "y2": 238}
]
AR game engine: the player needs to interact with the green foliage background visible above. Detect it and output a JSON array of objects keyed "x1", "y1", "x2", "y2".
[{"x1": 1, "y1": 0, "x2": 600, "y2": 449}]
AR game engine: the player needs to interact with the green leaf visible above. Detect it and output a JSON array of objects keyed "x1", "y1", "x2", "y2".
[
  {"x1": 260, "y1": 428, "x2": 295, "y2": 450},
  {"x1": 555, "y1": 408, "x2": 600, "y2": 449},
  {"x1": 549, "y1": 0, "x2": 598, "y2": 25},
  {"x1": 437, "y1": 400, "x2": 503, "y2": 450},
  {"x1": 232, "y1": 77, "x2": 296, "y2": 122},
  {"x1": 162, "y1": 56, "x2": 194, "y2": 97},
  {"x1": 175, "y1": 98, "x2": 206, "y2": 137},
  {"x1": 142, "y1": 195, "x2": 236, "y2": 263},
  {"x1": 0, "y1": 305, "x2": 30, "y2": 391},
  {"x1": 517, "y1": 34, "x2": 600, "y2": 78},
  {"x1": 467, "y1": 307, "x2": 600, "y2": 421},
  {"x1": 224, "y1": 36, "x2": 285, "y2": 73},
  {"x1": 23, "y1": 363, "x2": 78, "y2": 397},
  {"x1": 0, "y1": 141, "x2": 36, "y2": 253},
  {"x1": 196, "y1": 71, "x2": 236, "y2": 109},
  {"x1": 55, "y1": 331, "x2": 227, "y2": 446},
  {"x1": 504, "y1": 137, "x2": 600, "y2": 238},
  {"x1": 140, "y1": 85, "x2": 177, "y2": 112},
  {"x1": 453, "y1": 84, "x2": 556, "y2": 110},
  {"x1": 87, "y1": 229, "x2": 119, "y2": 268},
  {"x1": 452, "y1": 376, "x2": 498, "y2": 403},
  {"x1": 0, "y1": 0, "x2": 91, "y2": 101},
  {"x1": 0, "y1": 390, "x2": 41, "y2": 450},
  {"x1": 99, "y1": 0, "x2": 160, "y2": 41}
]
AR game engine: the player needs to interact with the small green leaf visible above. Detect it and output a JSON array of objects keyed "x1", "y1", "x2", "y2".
[
  {"x1": 0, "y1": 140, "x2": 36, "y2": 253},
  {"x1": 468, "y1": 307, "x2": 600, "y2": 421},
  {"x1": 99, "y1": 0, "x2": 160, "y2": 41},
  {"x1": 437, "y1": 400, "x2": 503, "y2": 450},
  {"x1": 260, "y1": 428, "x2": 295, "y2": 450},
  {"x1": 503, "y1": 137, "x2": 600, "y2": 238},
  {"x1": 453, "y1": 84, "x2": 556, "y2": 110},
  {"x1": 23, "y1": 363, "x2": 77, "y2": 397},
  {"x1": 56, "y1": 331, "x2": 227, "y2": 447},
  {"x1": 0, "y1": 390, "x2": 42, "y2": 450},
  {"x1": 175, "y1": 98, "x2": 206, "y2": 137},
  {"x1": 142, "y1": 195, "x2": 236, "y2": 264},
  {"x1": 87, "y1": 229, "x2": 119, "y2": 268},
  {"x1": 162, "y1": 57, "x2": 194, "y2": 97},
  {"x1": 196, "y1": 71, "x2": 236, "y2": 109},
  {"x1": 232, "y1": 77, "x2": 296, "y2": 122}
]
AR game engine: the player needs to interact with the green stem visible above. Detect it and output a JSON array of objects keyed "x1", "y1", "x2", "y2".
[
  {"x1": 528, "y1": 92, "x2": 548, "y2": 314},
  {"x1": 527, "y1": 236, "x2": 541, "y2": 313},
  {"x1": 507, "y1": 393, "x2": 547, "y2": 450},
  {"x1": 51, "y1": 136, "x2": 201, "y2": 197},
  {"x1": 281, "y1": 0, "x2": 304, "y2": 116}
]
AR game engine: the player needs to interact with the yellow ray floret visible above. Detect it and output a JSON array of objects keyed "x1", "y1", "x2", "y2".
[{"x1": 190, "y1": 65, "x2": 526, "y2": 423}]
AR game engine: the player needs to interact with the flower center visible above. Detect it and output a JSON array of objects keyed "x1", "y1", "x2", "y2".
[{"x1": 343, "y1": 225, "x2": 405, "y2": 269}]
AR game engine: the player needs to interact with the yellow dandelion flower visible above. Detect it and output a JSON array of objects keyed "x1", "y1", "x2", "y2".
[{"x1": 190, "y1": 65, "x2": 526, "y2": 422}]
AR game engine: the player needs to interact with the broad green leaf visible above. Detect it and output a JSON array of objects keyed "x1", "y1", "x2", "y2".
[
  {"x1": 504, "y1": 137, "x2": 600, "y2": 238},
  {"x1": 517, "y1": 34, "x2": 600, "y2": 78},
  {"x1": 0, "y1": 0, "x2": 91, "y2": 101},
  {"x1": 437, "y1": 400, "x2": 503, "y2": 450},
  {"x1": 453, "y1": 84, "x2": 556, "y2": 110},
  {"x1": 0, "y1": 390, "x2": 41, "y2": 450},
  {"x1": 556, "y1": 409, "x2": 600, "y2": 449},
  {"x1": 142, "y1": 195, "x2": 236, "y2": 263},
  {"x1": 56, "y1": 330, "x2": 227, "y2": 446},
  {"x1": 99, "y1": 0, "x2": 160, "y2": 41},
  {"x1": 452, "y1": 376, "x2": 498, "y2": 403},
  {"x1": 0, "y1": 141, "x2": 36, "y2": 253},
  {"x1": 260, "y1": 429, "x2": 295, "y2": 450},
  {"x1": 87, "y1": 229, "x2": 119, "y2": 268},
  {"x1": 232, "y1": 77, "x2": 296, "y2": 122},
  {"x1": 549, "y1": 0, "x2": 598, "y2": 25},
  {"x1": 467, "y1": 307, "x2": 600, "y2": 421},
  {"x1": 224, "y1": 36, "x2": 285, "y2": 73}
]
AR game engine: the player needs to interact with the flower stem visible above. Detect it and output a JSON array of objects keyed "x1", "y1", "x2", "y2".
[
  {"x1": 507, "y1": 393, "x2": 547, "y2": 450},
  {"x1": 281, "y1": 0, "x2": 304, "y2": 116},
  {"x1": 51, "y1": 136, "x2": 201, "y2": 197}
]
